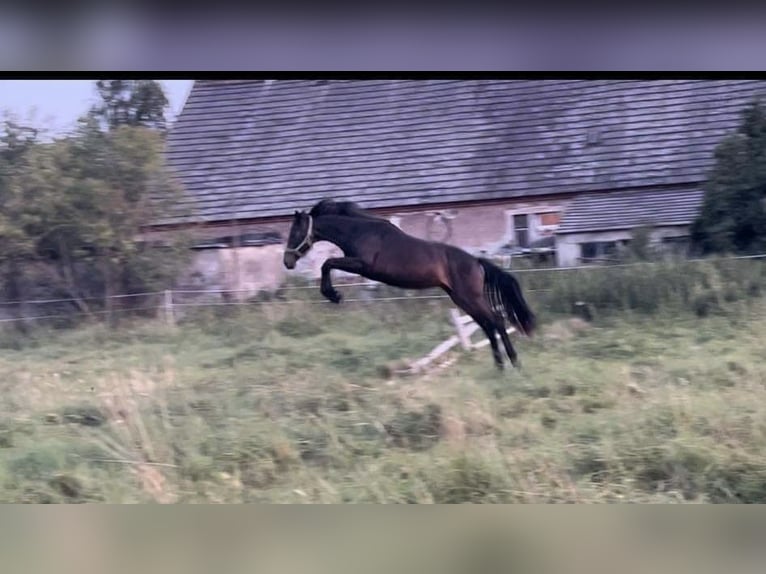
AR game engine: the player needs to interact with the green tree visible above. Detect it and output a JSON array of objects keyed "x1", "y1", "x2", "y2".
[
  {"x1": 93, "y1": 80, "x2": 170, "y2": 131},
  {"x1": 75, "y1": 116, "x2": 189, "y2": 324},
  {"x1": 691, "y1": 98, "x2": 766, "y2": 255},
  {"x1": 10, "y1": 131, "x2": 102, "y2": 315},
  {"x1": 8, "y1": 114, "x2": 190, "y2": 326},
  {"x1": 0, "y1": 118, "x2": 39, "y2": 330}
]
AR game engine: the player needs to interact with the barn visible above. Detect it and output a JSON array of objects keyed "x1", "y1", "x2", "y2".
[{"x1": 157, "y1": 79, "x2": 766, "y2": 295}]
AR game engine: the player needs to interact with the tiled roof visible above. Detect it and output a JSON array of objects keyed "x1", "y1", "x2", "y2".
[
  {"x1": 556, "y1": 187, "x2": 706, "y2": 234},
  {"x1": 162, "y1": 79, "x2": 766, "y2": 225}
]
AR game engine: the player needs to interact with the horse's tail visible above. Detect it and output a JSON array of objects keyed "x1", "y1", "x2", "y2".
[{"x1": 478, "y1": 258, "x2": 537, "y2": 337}]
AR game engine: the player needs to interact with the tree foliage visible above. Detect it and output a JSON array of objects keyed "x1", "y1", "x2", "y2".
[
  {"x1": 0, "y1": 119, "x2": 40, "y2": 327},
  {"x1": 691, "y1": 98, "x2": 766, "y2": 255},
  {"x1": 0, "y1": 81, "x2": 190, "y2": 326},
  {"x1": 93, "y1": 80, "x2": 170, "y2": 131}
]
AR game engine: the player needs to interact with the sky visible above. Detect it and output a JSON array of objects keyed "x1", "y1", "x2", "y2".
[{"x1": 0, "y1": 79, "x2": 194, "y2": 135}]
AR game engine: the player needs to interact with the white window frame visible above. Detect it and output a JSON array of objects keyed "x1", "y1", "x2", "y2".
[{"x1": 505, "y1": 208, "x2": 561, "y2": 246}]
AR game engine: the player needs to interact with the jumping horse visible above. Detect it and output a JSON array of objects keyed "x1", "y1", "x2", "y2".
[{"x1": 283, "y1": 198, "x2": 537, "y2": 370}]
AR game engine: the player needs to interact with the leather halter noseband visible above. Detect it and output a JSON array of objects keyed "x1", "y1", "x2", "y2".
[{"x1": 285, "y1": 215, "x2": 314, "y2": 256}]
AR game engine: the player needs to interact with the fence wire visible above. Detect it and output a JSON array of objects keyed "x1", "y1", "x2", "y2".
[
  {"x1": 0, "y1": 305, "x2": 163, "y2": 324},
  {"x1": 1, "y1": 253, "x2": 765, "y2": 325}
]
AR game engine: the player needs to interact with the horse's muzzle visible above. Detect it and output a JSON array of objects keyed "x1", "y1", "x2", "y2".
[{"x1": 283, "y1": 252, "x2": 298, "y2": 269}]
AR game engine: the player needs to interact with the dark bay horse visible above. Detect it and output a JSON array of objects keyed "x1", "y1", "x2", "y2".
[{"x1": 283, "y1": 199, "x2": 536, "y2": 370}]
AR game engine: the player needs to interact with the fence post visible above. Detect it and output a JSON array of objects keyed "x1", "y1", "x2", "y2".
[{"x1": 164, "y1": 289, "x2": 175, "y2": 327}]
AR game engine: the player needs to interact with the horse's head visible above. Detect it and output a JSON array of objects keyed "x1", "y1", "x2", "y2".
[{"x1": 283, "y1": 210, "x2": 314, "y2": 269}]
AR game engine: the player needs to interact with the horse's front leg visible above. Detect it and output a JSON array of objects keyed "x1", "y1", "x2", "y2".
[{"x1": 320, "y1": 257, "x2": 367, "y2": 304}]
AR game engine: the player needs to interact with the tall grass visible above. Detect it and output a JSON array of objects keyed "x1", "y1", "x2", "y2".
[
  {"x1": 1, "y1": 255, "x2": 766, "y2": 503},
  {"x1": 1, "y1": 284, "x2": 766, "y2": 502},
  {"x1": 518, "y1": 256, "x2": 766, "y2": 320}
]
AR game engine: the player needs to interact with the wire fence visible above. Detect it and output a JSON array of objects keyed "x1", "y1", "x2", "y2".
[
  {"x1": 0, "y1": 290, "x2": 464, "y2": 325},
  {"x1": 1, "y1": 253, "x2": 765, "y2": 326}
]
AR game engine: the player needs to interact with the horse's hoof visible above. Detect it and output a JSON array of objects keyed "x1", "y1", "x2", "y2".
[{"x1": 322, "y1": 289, "x2": 343, "y2": 304}]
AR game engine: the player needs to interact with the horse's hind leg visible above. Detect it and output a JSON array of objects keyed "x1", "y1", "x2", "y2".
[
  {"x1": 496, "y1": 319, "x2": 520, "y2": 368},
  {"x1": 447, "y1": 289, "x2": 504, "y2": 370},
  {"x1": 478, "y1": 320, "x2": 504, "y2": 370}
]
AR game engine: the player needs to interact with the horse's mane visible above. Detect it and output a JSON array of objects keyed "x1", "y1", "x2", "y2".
[{"x1": 309, "y1": 198, "x2": 384, "y2": 221}]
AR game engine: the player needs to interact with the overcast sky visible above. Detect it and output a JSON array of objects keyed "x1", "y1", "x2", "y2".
[{"x1": 0, "y1": 79, "x2": 194, "y2": 135}]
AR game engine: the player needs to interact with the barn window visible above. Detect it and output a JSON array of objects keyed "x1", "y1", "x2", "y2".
[
  {"x1": 506, "y1": 210, "x2": 560, "y2": 249},
  {"x1": 581, "y1": 242, "x2": 598, "y2": 260},
  {"x1": 513, "y1": 214, "x2": 529, "y2": 248},
  {"x1": 581, "y1": 241, "x2": 619, "y2": 262}
]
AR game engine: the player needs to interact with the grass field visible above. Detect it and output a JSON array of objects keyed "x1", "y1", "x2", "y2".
[{"x1": 1, "y1": 288, "x2": 766, "y2": 503}]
